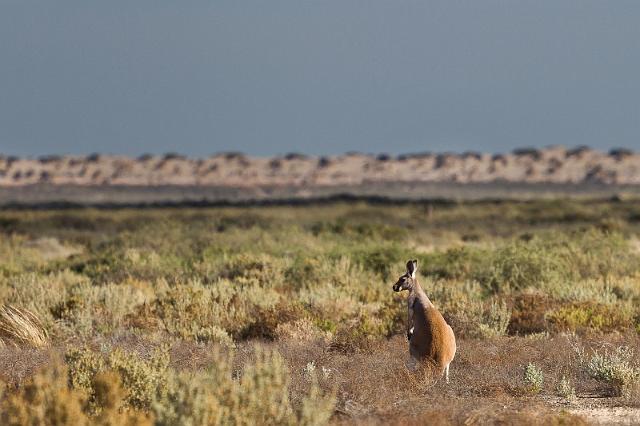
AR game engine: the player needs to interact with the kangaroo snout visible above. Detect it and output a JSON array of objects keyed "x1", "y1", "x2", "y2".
[{"x1": 393, "y1": 283, "x2": 401, "y2": 292}]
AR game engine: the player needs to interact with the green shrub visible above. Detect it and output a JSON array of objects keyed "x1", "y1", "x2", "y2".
[
  {"x1": 489, "y1": 242, "x2": 566, "y2": 292},
  {"x1": 0, "y1": 364, "x2": 87, "y2": 426},
  {"x1": 66, "y1": 345, "x2": 170, "y2": 411},
  {"x1": 446, "y1": 299, "x2": 511, "y2": 339},
  {"x1": 556, "y1": 376, "x2": 576, "y2": 401},
  {"x1": 152, "y1": 280, "x2": 278, "y2": 340},
  {"x1": 153, "y1": 347, "x2": 335, "y2": 426},
  {"x1": 310, "y1": 220, "x2": 407, "y2": 241},
  {"x1": 0, "y1": 363, "x2": 151, "y2": 425},
  {"x1": 523, "y1": 363, "x2": 544, "y2": 393},
  {"x1": 547, "y1": 302, "x2": 633, "y2": 333},
  {"x1": 216, "y1": 253, "x2": 285, "y2": 287},
  {"x1": 66, "y1": 347, "x2": 105, "y2": 392},
  {"x1": 421, "y1": 246, "x2": 490, "y2": 282},
  {"x1": 108, "y1": 346, "x2": 170, "y2": 410},
  {"x1": 153, "y1": 371, "x2": 225, "y2": 426},
  {"x1": 351, "y1": 246, "x2": 410, "y2": 281},
  {"x1": 285, "y1": 256, "x2": 331, "y2": 289},
  {"x1": 422, "y1": 229, "x2": 640, "y2": 294},
  {"x1": 215, "y1": 213, "x2": 272, "y2": 232},
  {"x1": 581, "y1": 346, "x2": 640, "y2": 398},
  {"x1": 477, "y1": 300, "x2": 512, "y2": 338}
]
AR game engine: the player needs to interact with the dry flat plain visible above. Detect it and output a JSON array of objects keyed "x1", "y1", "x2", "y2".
[{"x1": 1, "y1": 199, "x2": 640, "y2": 424}]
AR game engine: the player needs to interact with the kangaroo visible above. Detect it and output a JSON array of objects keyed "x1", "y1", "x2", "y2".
[{"x1": 392, "y1": 259, "x2": 456, "y2": 383}]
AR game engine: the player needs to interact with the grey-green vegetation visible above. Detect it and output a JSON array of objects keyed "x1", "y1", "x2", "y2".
[{"x1": 0, "y1": 199, "x2": 639, "y2": 424}]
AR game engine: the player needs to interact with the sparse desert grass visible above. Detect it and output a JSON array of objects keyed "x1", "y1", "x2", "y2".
[{"x1": 1, "y1": 200, "x2": 640, "y2": 423}]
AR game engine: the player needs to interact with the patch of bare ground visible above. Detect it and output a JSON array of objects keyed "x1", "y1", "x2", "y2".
[
  {"x1": 268, "y1": 333, "x2": 639, "y2": 424},
  {"x1": 2, "y1": 333, "x2": 640, "y2": 423},
  {"x1": 568, "y1": 404, "x2": 640, "y2": 425},
  {"x1": 0, "y1": 347, "x2": 54, "y2": 388}
]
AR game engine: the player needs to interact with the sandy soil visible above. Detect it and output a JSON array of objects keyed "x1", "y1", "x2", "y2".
[{"x1": 565, "y1": 398, "x2": 640, "y2": 425}]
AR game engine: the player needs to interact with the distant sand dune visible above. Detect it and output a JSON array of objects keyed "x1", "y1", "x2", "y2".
[{"x1": 1, "y1": 146, "x2": 639, "y2": 188}]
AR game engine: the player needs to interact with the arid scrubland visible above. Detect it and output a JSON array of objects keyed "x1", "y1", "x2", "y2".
[{"x1": 1, "y1": 200, "x2": 640, "y2": 424}]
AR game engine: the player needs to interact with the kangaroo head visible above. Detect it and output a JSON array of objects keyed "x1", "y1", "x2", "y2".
[{"x1": 392, "y1": 259, "x2": 418, "y2": 292}]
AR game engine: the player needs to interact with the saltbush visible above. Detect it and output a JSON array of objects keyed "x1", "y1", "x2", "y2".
[{"x1": 523, "y1": 363, "x2": 544, "y2": 394}]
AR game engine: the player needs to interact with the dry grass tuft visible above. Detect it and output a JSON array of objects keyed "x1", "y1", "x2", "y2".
[{"x1": 0, "y1": 305, "x2": 49, "y2": 348}]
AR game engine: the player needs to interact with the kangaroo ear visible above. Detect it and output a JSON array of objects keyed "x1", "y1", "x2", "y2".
[{"x1": 406, "y1": 259, "x2": 417, "y2": 278}]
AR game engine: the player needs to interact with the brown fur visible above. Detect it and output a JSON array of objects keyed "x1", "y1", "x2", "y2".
[
  {"x1": 409, "y1": 282, "x2": 456, "y2": 375},
  {"x1": 393, "y1": 260, "x2": 456, "y2": 380}
]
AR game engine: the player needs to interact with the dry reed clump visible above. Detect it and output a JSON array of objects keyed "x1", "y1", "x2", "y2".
[{"x1": 0, "y1": 305, "x2": 48, "y2": 348}]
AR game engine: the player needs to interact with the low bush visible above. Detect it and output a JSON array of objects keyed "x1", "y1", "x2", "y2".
[
  {"x1": 66, "y1": 345, "x2": 170, "y2": 411},
  {"x1": 153, "y1": 347, "x2": 335, "y2": 426},
  {"x1": 580, "y1": 346, "x2": 640, "y2": 398},
  {"x1": 151, "y1": 280, "x2": 279, "y2": 341},
  {"x1": 507, "y1": 292, "x2": 555, "y2": 335},
  {"x1": 423, "y1": 229, "x2": 640, "y2": 294},
  {"x1": 556, "y1": 376, "x2": 576, "y2": 401},
  {"x1": 547, "y1": 302, "x2": 634, "y2": 333},
  {"x1": 445, "y1": 298, "x2": 511, "y2": 339},
  {"x1": 477, "y1": 300, "x2": 511, "y2": 338},
  {"x1": 0, "y1": 363, "x2": 150, "y2": 426},
  {"x1": 351, "y1": 245, "x2": 411, "y2": 281},
  {"x1": 523, "y1": 363, "x2": 544, "y2": 394}
]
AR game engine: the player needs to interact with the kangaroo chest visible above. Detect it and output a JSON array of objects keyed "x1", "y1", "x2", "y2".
[{"x1": 408, "y1": 295, "x2": 445, "y2": 357}]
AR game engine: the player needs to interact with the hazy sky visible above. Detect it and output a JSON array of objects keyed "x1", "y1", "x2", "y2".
[{"x1": 1, "y1": 1, "x2": 639, "y2": 157}]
